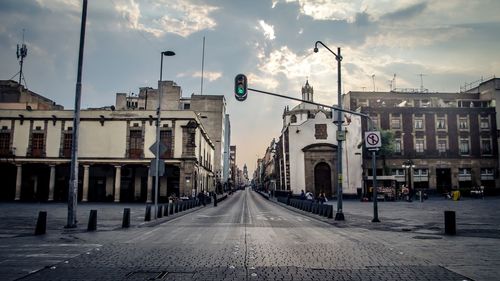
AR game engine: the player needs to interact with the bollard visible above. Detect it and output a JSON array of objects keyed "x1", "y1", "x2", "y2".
[
  {"x1": 327, "y1": 205, "x2": 334, "y2": 219},
  {"x1": 419, "y1": 191, "x2": 423, "y2": 202},
  {"x1": 444, "y1": 210, "x2": 456, "y2": 235},
  {"x1": 122, "y1": 208, "x2": 130, "y2": 228},
  {"x1": 213, "y1": 194, "x2": 218, "y2": 207},
  {"x1": 87, "y1": 210, "x2": 97, "y2": 231},
  {"x1": 157, "y1": 205, "x2": 163, "y2": 218},
  {"x1": 35, "y1": 211, "x2": 47, "y2": 235},
  {"x1": 164, "y1": 204, "x2": 169, "y2": 216},
  {"x1": 145, "y1": 205, "x2": 151, "y2": 221}
]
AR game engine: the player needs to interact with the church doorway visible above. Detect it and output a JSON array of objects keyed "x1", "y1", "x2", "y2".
[{"x1": 314, "y1": 162, "x2": 332, "y2": 198}]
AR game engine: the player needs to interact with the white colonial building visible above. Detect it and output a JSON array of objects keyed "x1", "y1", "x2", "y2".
[
  {"x1": 276, "y1": 81, "x2": 363, "y2": 197},
  {"x1": 0, "y1": 108, "x2": 215, "y2": 202}
]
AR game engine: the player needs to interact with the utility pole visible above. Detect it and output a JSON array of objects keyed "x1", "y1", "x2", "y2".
[{"x1": 67, "y1": 0, "x2": 87, "y2": 228}]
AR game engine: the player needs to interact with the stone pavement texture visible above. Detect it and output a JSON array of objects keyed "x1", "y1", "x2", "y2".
[{"x1": 1, "y1": 191, "x2": 499, "y2": 280}]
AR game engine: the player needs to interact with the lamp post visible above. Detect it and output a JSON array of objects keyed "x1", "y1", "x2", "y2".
[
  {"x1": 154, "y1": 50, "x2": 175, "y2": 219},
  {"x1": 314, "y1": 41, "x2": 344, "y2": 221},
  {"x1": 402, "y1": 159, "x2": 414, "y2": 202}
]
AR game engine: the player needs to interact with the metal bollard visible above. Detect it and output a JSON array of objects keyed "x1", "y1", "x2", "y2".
[
  {"x1": 419, "y1": 191, "x2": 423, "y2": 202},
  {"x1": 164, "y1": 204, "x2": 169, "y2": 216},
  {"x1": 145, "y1": 205, "x2": 151, "y2": 221},
  {"x1": 35, "y1": 211, "x2": 47, "y2": 235},
  {"x1": 87, "y1": 210, "x2": 97, "y2": 231},
  {"x1": 157, "y1": 205, "x2": 163, "y2": 218},
  {"x1": 122, "y1": 208, "x2": 130, "y2": 228},
  {"x1": 444, "y1": 210, "x2": 456, "y2": 235}
]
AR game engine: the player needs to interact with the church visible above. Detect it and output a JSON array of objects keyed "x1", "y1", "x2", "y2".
[{"x1": 274, "y1": 81, "x2": 363, "y2": 198}]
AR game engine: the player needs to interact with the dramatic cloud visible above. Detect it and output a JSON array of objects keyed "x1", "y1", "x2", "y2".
[
  {"x1": 114, "y1": 0, "x2": 218, "y2": 37},
  {"x1": 257, "y1": 20, "x2": 276, "y2": 40}
]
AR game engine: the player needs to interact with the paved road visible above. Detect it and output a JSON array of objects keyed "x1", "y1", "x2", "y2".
[{"x1": 10, "y1": 189, "x2": 481, "y2": 281}]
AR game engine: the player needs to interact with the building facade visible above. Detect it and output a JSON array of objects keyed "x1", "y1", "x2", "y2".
[
  {"x1": 273, "y1": 81, "x2": 363, "y2": 197},
  {"x1": 0, "y1": 108, "x2": 215, "y2": 202},
  {"x1": 344, "y1": 86, "x2": 499, "y2": 195},
  {"x1": 116, "y1": 80, "x2": 229, "y2": 188}
]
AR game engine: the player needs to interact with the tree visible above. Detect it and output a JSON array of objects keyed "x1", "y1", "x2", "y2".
[{"x1": 378, "y1": 130, "x2": 395, "y2": 175}]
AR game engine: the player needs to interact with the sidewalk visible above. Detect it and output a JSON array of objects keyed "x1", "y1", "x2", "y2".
[{"x1": 270, "y1": 195, "x2": 500, "y2": 237}]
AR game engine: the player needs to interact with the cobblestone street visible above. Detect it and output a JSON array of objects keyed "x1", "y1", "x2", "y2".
[{"x1": 1, "y1": 189, "x2": 499, "y2": 280}]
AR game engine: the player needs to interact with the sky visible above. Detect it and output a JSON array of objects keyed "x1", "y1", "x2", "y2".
[{"x1": 1, "y1": 0, "x2": 500, "y2": 175}]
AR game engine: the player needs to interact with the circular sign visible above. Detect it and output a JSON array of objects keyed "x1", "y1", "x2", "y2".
[{"x1": 366, "y1": 133, "x2": 380, "y2": 146}]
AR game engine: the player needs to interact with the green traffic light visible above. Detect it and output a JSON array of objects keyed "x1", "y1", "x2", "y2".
[{"x1": 237, "y1": 87, "x2": 244, "y2": 95}]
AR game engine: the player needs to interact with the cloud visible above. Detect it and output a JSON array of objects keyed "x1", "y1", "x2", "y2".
[
  {"x1": 381, "y1": 2, "x2": 428, "y2": 21},
  {"x1": 178, "y1": 71, "x2": 222, "y2": 82},
  {"x1": 257, "y1": 20, "x2": 276, "y2": 40},
  {"x1": 363, "y1": 26, "x2": 470, "y2": 48},
  {"x1": 35, "y1": 0, "x2": 80, "y2": 12},
  {"x1": 114, "y1": 0, "x2": 163, "y2": 37},
  {"x1": 155, "y1": 1, "x2": 218, "y2": 37},
  {"x1": 113, "y1": 0, "x2": 218, "y2": 38}
]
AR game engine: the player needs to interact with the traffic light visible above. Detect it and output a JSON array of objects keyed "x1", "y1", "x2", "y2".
[{"x1": 234, "y1": 74, "x2": 247, "y2": 101}]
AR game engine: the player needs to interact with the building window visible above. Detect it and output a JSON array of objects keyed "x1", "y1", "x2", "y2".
[
  {"x1": 437, "y1": 139, "x2": 447, "y2": 153},
  {"x1": 458, "y1": 117, "x2": 469, "y2": 130},
  {"x1": 160, "y1": 130, "x2": 173, "y2": 158},
  {"x1": 415, "y1": 139, "x2": 425, "y2": 153},
  {"x1": 391, "y1": 119, "x2": 401, "y2": 130},
  {"x1": 314, "y1": 124, "x2": 327, "y2": 139},
  {"x1": 459, "y1": 138, "x2": 470, "y2": 155},
  {"x1": 31, "y1": 133, "x2": 44, "y2": 157},
  {"x1": 290, "y1": 115, "x2": 297, "y2": 123},
  {"x1": 481, "y1": 168, "x2": 495, "y2": 180},
  {"x1": 371, "y1": 115, "x2": 379, "y2": 129},
  {"x1": 129, "y1": 130, "x2": 143, "y2": 159},
  {"x1": 394, "y1": 138, "x2": 402, "y2": 154},
  {"x1": 481, "y1": 139, "x2": 492, "y2": 155},
  {"x1": 436, "y1": 118, "x2": 446, "y2": 130},
  {"x1": 0, "y1": 132, "x2": 10, "y2": 155},
  {"x1": 458, "y1": 168, "x2": 472, "y2": 181},
  {"x1": 62, "y1": 132, "x2": 72, "y2": 158},
  {"x1": 414, "y1": 118, "x2": 423, "y2": 130},
  {"x1": 183, "y1": 103, "x2": 191, "y2": 110},
  {"x1": 480, "y1": 116, "x2": 490, "y2": 130}
]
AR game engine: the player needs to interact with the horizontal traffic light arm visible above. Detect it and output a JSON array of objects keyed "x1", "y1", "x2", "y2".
[{"x1": 247, "y1": 87, "x2": 376, "y2": 130}]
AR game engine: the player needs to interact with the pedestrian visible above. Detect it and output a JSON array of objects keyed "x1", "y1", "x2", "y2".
[
  {"x1": 300, "y1": 190, "x2": 306, "y2": 200},
  {"x1": 197, "y1": 191, "x2": 206, "y2": 206},
  {"x1": 305, "y1": 191, "x2": 313, "y2": 200},
  {"x1": 318, "y1": 191, "x2": 326, "y2": 204}
]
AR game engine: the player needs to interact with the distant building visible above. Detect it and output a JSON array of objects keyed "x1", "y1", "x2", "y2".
[
  {"x1": 230, "y1": 145, "x2": 236, "y2": 186},
  {"x1": 0, "y1": 80, "x2": 63, "y2": 110},
  {"x1": 344, "y1": 82, "x2": 499, "y2": 195}
]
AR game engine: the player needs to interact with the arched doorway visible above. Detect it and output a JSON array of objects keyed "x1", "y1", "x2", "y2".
[{"x1": 314, "y1": 162, "x2": 332, "y2": 198}]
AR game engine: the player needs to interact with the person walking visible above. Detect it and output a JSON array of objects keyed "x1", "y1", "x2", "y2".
[{"x1": 197, "y1": 191, "x2": 206, "y2": 206}]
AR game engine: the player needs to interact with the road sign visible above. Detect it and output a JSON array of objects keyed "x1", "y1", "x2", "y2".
[
  {"x1": 149, "y1": 141, "x2": 167, "y2": 156},
  {"x1": 364, "y1": 131, "x2": 381, "y2": 150},
  {"x1": 149, "y1": 159, "x2": 165, "y2": 176}
]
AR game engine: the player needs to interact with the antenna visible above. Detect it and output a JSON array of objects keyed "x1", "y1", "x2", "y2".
[
  {"x1": 16, "y1": 29, "x2": 28, "y2": 86},
  {"x1": 200, "y1": 36, "x2": 205, "y2": 95},
  {"x1": 392, "y1": 74, "x2": 396, "y2": 90},
  {"x1": 371, "y1": 74, "x2": 376, "y2": 92},
  {"x1": 418, "y1": 73, "x2": 426, "y2": 92}
]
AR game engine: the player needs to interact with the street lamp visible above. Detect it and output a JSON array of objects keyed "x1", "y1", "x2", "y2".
[
  {"x1": 402, "y1": 159, "x2": 415, "y2": 202},
  {"x1": 314, "y1": 40, "x2": 344, "y2": 221},
  {"x1": 154, "y1": 50, "x2": 175, "y2": 219}
]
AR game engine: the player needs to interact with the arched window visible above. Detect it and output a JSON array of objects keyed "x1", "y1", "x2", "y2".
[{"x1": 290, "y1": 115, "x2": 297, "y2": 123}]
